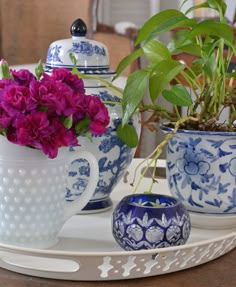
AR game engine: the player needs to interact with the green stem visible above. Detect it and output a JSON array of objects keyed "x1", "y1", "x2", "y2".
[{"x1": 132, "y1": 116, "x2": 198, "y2": 193}]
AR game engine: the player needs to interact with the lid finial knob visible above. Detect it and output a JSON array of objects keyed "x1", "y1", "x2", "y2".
[{"x1": 70, "y1": 18, "x2": 87, "y2": 37}]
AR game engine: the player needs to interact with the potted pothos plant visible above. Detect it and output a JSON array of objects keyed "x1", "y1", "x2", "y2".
[{"x1": 109, "y1": 0, "x2": 236, "y2": 229}]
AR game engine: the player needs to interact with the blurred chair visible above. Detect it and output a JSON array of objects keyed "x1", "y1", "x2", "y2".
[
  {"x1": 93, "y1": 21, "x2": 140, "y2": 76},
  {"x1": 0, "y1": 0, "x2": 140, "y2": 76},
  {"x1": 0, "y1": 0, "x2": 96, "y2": 65}
]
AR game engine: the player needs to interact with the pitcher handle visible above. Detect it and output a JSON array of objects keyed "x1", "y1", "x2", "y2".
[{"x1": 64, "y1": 149, "x2": 99, "y2": 221}]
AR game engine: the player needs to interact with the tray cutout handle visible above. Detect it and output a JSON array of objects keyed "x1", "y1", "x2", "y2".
[{"x1": 0, "y1": 252, "x2": 80, "y2": 273}]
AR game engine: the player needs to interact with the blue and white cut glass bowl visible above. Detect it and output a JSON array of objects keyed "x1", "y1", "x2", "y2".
[{"x1": 112, "y1": 193, "x2": 191, "y2": 251}]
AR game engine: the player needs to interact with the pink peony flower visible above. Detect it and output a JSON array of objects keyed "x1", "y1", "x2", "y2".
[
  {"x1": 0, "y1": 79, "x2": 16, "y2": 95},
  {"x1": 11, "y1": 69, "x2": 36, "y2": 87},
  {"x1": 30, "y1": 79, "x2": 64, "y2": 115},
  {"x1": 39, "y1": 120, "x2": 78, "y2": 158},
  {"x1": 10, "y1": 111, "x2": 51, "y2": 146},
  {"x1": 43, "y1": 68, "x2": 85, "y2": 94},
  {"x1": 82, "y1": 95, "x2": 110, "y2": 135},
  {"x1": 0, "y1": 107, "x2": 12, "y2": 128},
  {"x1": 1, "y1": 85, "x2": 37, "y2": 116},
  {"x1": 0, "y1": 61, "x2": 110, "y2": 158},
  {"x1": 8, "y1": 111, "x2": 78, "y2": 158}
]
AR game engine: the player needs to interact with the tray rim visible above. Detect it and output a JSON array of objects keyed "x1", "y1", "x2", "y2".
[{"x1": 0, "y1": 227, "x2": 235, "y2": 257}]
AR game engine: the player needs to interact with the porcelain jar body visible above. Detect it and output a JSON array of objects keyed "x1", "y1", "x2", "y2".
[
  {"x1": 0, "y1": 136, "x2": 98, "y2": 248},
  {"x1": 67, "y1": 78, "x2": 140, "y2": 212},
  {"x1": 164, "y1": 128, "x2": 236, "y2": 229},
  {"x1": 45, "y1": 18, "x2": 140, "y2": 212},
  {"x1": 112, "y1": 193, "x2": 191, "y2": 250}
]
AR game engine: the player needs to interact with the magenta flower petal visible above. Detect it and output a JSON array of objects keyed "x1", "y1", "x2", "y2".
[{"x1": 0, "y1": 65, "x2": 109, "y2": 158}]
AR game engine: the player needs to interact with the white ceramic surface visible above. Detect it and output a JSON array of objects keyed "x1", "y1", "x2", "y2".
[
  {"x1": 45, "y1": 18, "x2": 111, "y2": 75},
  {"x1": 0, "y1": 136, "x2": 98, "y2": 249}
]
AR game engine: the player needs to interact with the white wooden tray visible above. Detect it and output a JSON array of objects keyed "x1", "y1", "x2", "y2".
[{"x1": 0, "y1": 159, "x2": 235, "y2": 281}]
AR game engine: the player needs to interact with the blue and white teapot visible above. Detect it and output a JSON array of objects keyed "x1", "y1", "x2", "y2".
[{"x1": 45, "y1": 19, "x2": 140, "y2": 213}]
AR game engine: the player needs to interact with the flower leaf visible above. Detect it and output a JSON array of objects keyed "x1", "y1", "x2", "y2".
[
  {"x1": 122, "y1": 69, "x2": 149, "y2": 125},
  {"x1": 35, "y1": 60, "x2": 44, "y2": 80},
  {"x1": 63, "y1": 115, "x2": 73, "y2": 129},
  {"x1": 0, "y1": 59, "x2": 13, "y2": 79},
  {"x1": 117, "y1": 123, "x2": 138, "y2": 148},
  {"x1": 162, "y1": 84, "x2": 192, "y2": 106},
  {"x1": 75, "y1": 116, "x2": 90, "y2": 135}
]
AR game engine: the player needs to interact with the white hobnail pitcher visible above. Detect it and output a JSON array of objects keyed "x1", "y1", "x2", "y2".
[{"x1": 0, "y1": 135, "x2": 98, "y2": 249}]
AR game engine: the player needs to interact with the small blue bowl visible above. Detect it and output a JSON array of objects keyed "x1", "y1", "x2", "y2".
[{"x1": 112, "y1": 193, "x2": 191, "y2": 250}]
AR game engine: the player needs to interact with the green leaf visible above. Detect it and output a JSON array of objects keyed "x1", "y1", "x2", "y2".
[
  {"x1": 135, "y1": 10, "x2": 196, "y2": 45},
  {"x1": 117, "y1": 123, "x2": 139, "y2": 148},
  {"x1": 0, "y1": 59, "x2": 13, "y2": 79},
  {"x1": 84, "y1": 131, "x2": 93, "y2": 142},
  {"x1": 185, "y1": 2, "x2": 210, "y2": 15},
  {"x1": 63, "y1": 115, "x2": 73, "y2": 129},
  {"x1": 69, "y1": 52, "x2": 77, "y2": 66},
  {"x1": 226, "y1": 71, "x2": 236, "y2": 79},
  {"x1": 162, "y1": 84, "x2": 192, "y2": 106},
  {"x1": 168, "y1": 29, "x2": 193, "y2": 54},
  {"x1": 207, "y1": 0, "x2": 227, "y2": 16},
  {"x1": 143, "y1": 40, "x2": 171, "y2": 63},
  {"x1": 187, "y1": 20, "x2": 234, "y2": 46},
  {"x1": 175, "y1": 44, "x2": 202, "y2": 57},
  {"x1": 114, "y1": 48, "x2": 144, "y2": 80},
  {"x1": 35, "y1": 60, "x2": 44, "y2": 80},
  {"x1": 149, "y1": 60, "x2": 185, "y2": 103},
  {"x1": 75, "y1": 116, "x2": 90, "y2": 135},
  {"x1": 122, "y1": 69, "x2": 149, "y2": 125},
  {"x1": 185, "y1": 60, "x2": 202, "y2": 80},
  {"x1": 203, "y1": 52, "x2": 216, "y2": 80},
  {"x1": 185, "y1": 0, "x2": 226, "y2": 17}
]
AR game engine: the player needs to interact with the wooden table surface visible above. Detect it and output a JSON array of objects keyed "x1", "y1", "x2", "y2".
[{"x1": 0, "y1": 247, "x2": 234, "y2": 287}]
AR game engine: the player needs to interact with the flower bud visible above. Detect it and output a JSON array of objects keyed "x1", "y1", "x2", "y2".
[{"x1": 0, "y1": 59, "x2": 13, "y2": 79}]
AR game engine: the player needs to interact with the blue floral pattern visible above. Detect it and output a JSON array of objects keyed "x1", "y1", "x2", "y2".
[
  {"x1": 68, "y1": 41, "x2": 106, "y2": 56},
  {"x1": 166, "y1": 130, "x2": 236, "y2": 214},
  {"x1": 46, "y1": 45, "x2": 63, "y2": 63},
  {"x1": 66, "y1": 91, "x2": 139, "y2": 211}
]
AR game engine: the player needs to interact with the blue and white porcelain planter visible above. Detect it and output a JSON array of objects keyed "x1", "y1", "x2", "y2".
[
  {"x1": 112, "y1": 193, "x2": 191, "y2": 251},
  {"x1": 163, "y1": 127, "x2": 236, "y2": 229}
]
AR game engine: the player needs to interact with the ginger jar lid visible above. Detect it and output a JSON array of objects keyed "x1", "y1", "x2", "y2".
[{"x1": 45, "y1": 18, "x2": 114, "y2": 76}]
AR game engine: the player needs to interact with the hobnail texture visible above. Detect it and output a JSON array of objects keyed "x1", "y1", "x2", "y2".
[
  {"x1": 0, "y1": 136, "x2": 98, "y2": 249},
  {"x1": 112, "y1": 193, "x2": 191, "y2": 251},
  {"x1": 0, "y1": 161, "x2": 65, "y2": 248}
]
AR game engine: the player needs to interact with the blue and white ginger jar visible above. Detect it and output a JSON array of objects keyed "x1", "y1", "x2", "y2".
[{"x1": 45, "y1": 18, "x2": 140, "y2": 212}]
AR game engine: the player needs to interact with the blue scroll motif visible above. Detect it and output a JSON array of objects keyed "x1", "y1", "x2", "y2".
[{"x1": 68, "y1": 41, "x2": 106, "y2": 56}]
